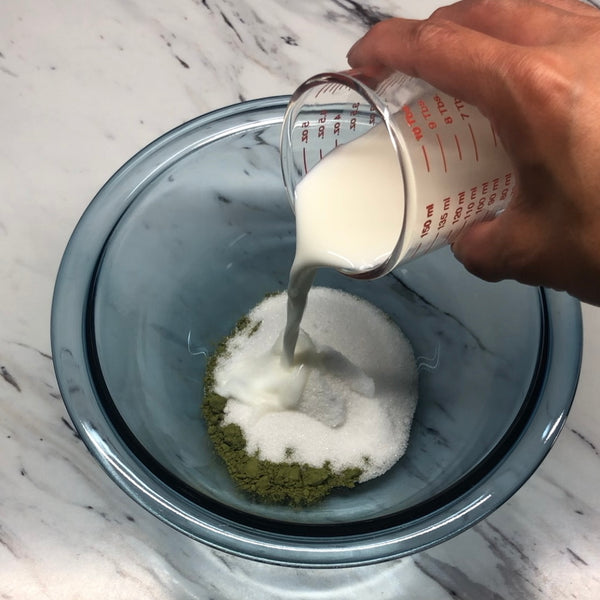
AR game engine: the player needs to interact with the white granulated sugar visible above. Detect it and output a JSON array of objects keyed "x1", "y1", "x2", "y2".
[{"x1": 214, "y1": 287, "x2": 418, "y2": 483}]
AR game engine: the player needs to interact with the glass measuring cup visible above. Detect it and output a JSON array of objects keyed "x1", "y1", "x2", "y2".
[{"x1": 280, "y1": 69, "x2": 517, "y2": 279}]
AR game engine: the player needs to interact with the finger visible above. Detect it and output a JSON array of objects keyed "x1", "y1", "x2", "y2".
[
  {"x1": 347, "y1": 18, "x2": 521, "y2": 110},
  {"x1": 430, "y1": 0, "x2": 595, "y2": 45},
  {"x1": 538, "y1": 0, "x2": 600, "y2": 16},
  {"x1": 453, "y1": 202, "x2": 600, "y2": 302},
  {"x1": 451, "y1": 207, "x2": 556, "y2": 286},
  {"x1": 451, "y1": 219, "x2": 531, "y2": 284}
]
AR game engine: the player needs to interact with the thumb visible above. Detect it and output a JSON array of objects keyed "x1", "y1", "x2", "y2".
[{"x1": 451, "y1": 206, "x2": 547, "y2": 286}]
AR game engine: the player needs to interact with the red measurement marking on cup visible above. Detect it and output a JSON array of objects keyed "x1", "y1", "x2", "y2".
[
  {"x1": 421, "y1": 145, "x2": 431, "y2": 173},
  {"x1": 468, "y1": 123, "x2": 479, "y2": 162},
  {"x1": 317, "y1": 83, "x2": 335, "y2": 97},
  {"x1": 302, "y1": 147, "x2": 308, "y2": 174},
  {"x1": 378, "y1": 77, "x2": 397, "y2": 95},
  {"x1": 319, "y1": 149, "x2": 324, "y2": 160},
  {"x1": 454, "y1": 134, "x2": 463, "y2": 160},
  {"x1": 405, "y1": 242, "x2": 423, "y2": 262},
  {"x1": 420, "y1": 203, "x2": 435, "y2": 238},
  {"x1": 425, "y1": 232, "x2": 440, "y2": 253},
  {"x1": 436, "y1": 134, "x2": 448, "y2": 173},
  {"x1": 490, "y1": 123, "x2": 498, "y2": 147}
]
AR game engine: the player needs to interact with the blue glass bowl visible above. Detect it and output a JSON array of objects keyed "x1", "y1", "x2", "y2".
[{"x1": 51, "y1": 97, "x2": 582, "y2": 567}]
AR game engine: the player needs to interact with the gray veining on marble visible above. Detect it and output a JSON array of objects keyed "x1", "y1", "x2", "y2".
[{"x1": 1, "y1": 0, "x2": 599, "y2": 598}]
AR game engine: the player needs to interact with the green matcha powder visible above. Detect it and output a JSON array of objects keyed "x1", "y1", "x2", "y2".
[{"x1": 202, "y1": 313, "x2": 362, "y2": 506}]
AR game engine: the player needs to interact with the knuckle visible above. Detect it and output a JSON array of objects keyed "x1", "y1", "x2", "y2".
[
  {"x1": 494, "y1": 49, "x2": 575, "y2": 149},
  {"x1": 431, "y1": 0, "x2": 516, "y2": 23},
  {"x1": 410, "y1": 18, "x2": 457, "y2": 52},
  {"x1": 367, "y1": 18, "x2": 407, "y2": 43},
  {"x1": 368, "y1": 18, "x2": 395, "y2": 37},
  {"x1": 452, "y1": 240, "x2": 497, "y2": 282},
  {"x1": 497, "y1": 240, "x2": 542, "y2": 285},
  {"x1": 430, "y1": 0, "x2": 484, "y2": 21},
  {"x1": 511, "y1": 49, "x2": 573, "y2": 103},
  {"x1": 458, "y1": 253, "x2": 500, "y2": 282},
  {"x1": 429, "y1": 5, "x2": 451, "y2": 21}
]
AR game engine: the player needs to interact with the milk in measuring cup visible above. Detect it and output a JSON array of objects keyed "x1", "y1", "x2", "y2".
[{"x1": 293, "y1": 122, "x2": 403, "y2": 274}]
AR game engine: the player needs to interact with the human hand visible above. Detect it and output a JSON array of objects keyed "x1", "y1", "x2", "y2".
[{"x1": 347, "y1": 0, "x2": 600, "y2": 305}]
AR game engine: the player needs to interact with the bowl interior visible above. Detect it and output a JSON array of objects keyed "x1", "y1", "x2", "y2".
[{"x1": 89, "y1": 110, "x2": 543, "y2": 529}]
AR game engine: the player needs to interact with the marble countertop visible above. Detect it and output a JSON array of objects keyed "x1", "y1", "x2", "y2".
[{"x1": 1, "y1": 0, "x2": 599, "y2": 597}]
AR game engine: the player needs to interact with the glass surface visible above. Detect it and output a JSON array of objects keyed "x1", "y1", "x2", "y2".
[{"x1": 52, "y1": 97, "x2": 582, "y2": 566}]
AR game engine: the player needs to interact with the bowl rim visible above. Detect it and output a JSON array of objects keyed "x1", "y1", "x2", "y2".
[{"x1": 51, "y1": 96, "x2": 582, "y2": 567}]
